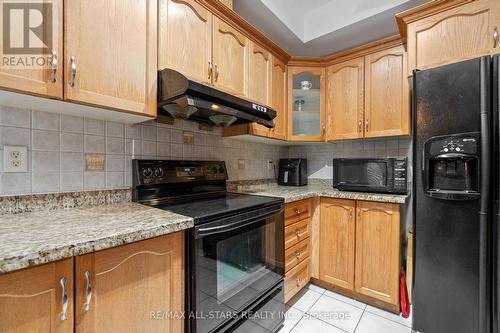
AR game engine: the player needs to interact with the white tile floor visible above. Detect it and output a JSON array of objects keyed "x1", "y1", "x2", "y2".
[{"x1": 279, "y1": 284, "x2": 411, "y2": 333}]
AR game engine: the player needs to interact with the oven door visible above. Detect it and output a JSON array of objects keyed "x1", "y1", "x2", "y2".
[
  {"x1": 333, "y1": 158, "x2": 394, "y2": 192},
  {"x1": 189, "y1": 204, "x2": 284, "y2": 333}
]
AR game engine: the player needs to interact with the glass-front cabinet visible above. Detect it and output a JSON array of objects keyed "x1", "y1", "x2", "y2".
[{"x1": 288, "y1": 67, "x2": 326, "y2": 141}]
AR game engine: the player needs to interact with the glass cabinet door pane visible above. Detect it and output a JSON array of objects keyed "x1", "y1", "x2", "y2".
[{"x1": 292, "y1": 72, "x2": 321, "y2": 137}]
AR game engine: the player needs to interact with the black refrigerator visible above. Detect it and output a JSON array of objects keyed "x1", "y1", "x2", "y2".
[{"x1": 413, "y1": 55, "x2": 499, "y2": 333}]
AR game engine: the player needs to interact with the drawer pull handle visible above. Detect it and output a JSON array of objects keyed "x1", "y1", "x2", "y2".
[
  {"x1": 358, "y1": 120, "x2": 362, "y2": 133},
  {"x1": 295, "y1": 230, "x2": 301, "y2": 237},
  {"x1": 60, "y1": 277, "x2": 68, "y2": 321},
  {"x1": 296, "y1": 278, "x2": 301, "y2": 287},
  {"x1": 208, "y1": 61, "x2": 213, "y2": 79},
  {"x1": 295, "y1": 251, "x2": 301, "y2": 259},
  {"x1": 84, "y1": 271, "x2": 92, "y2": 312},
  {"x1": 69, "y1": 56, "x2": 76, "y2": 87},
  {"x1": 294, "y1": 208, "x2": 302, "y2": 214}
]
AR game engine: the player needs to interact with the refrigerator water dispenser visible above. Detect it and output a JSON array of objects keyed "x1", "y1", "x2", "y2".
[{"x1": 423, "y1": 132, "x2": 480, "y2": 200}]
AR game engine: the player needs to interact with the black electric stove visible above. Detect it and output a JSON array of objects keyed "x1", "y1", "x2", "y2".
[{"x1": 132, "y1": 160, "x2": 285, "y2": 333}]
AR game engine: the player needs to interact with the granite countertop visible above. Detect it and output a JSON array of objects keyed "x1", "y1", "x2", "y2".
[
  {"x1": 0, "y1": 202, "x2": 193, "y2": 274},
  {"x1": 234, "y1": 184, "x2": 408, "y2": 204}
]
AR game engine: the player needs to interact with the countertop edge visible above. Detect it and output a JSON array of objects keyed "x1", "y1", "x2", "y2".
[{"x1": 0, "y1": 216, "x2": 194, "y2": 274}]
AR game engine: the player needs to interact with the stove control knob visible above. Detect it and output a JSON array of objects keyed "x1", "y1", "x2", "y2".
[
  {"x1": 154, "y1": 167, "x2": 164, "y2": 178},
  {"x1": 212, "y1": 167, "x2": 218, "y2": 174},
  {"x1": 444, "y1": 148, "x2": 449, "y2": 152},
  {"x1": 456, "y1": 147, "x2": 461, "y2": 152},
  {"x1": 142, "y1": 167, "x2": 153, "y2": 178},
  {"x1": 218, "y1": 167, "x2": 225, "y2": 174}
]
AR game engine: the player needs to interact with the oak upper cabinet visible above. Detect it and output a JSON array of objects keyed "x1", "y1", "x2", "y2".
[
  {"x1": 248, "y1": 41, "x2": 272, "y2": 136},
  {"x1": 270, "y1": 57, "x2": 288, "y2": 140},
  {"x1": 406, "y1": 0, "x2": 500, "y2": 75},
  {"x1": 326, "y1": 57, "x2": 364, "y2": 140},
  {"x1": 75, "y1": 232, "x2": 184, "y2": 333},
  {"x1": 288, "y1": 67, "x2": 326, "y2": 141},
  {"x1": 159, "y1": 0, "x2": 212, "y2": 84},
  {"x1": 218, "y1": 0, "x2": 233, "y2": 10},
  {"x1": 364, "y1": 45, "x2": 409, "y2": 138},
  {"x1": 0, "y1": 259, "x2": 73, "y2": 333},
  {"x1": 355, "y1": 201, "x2": 400, "y2": 307},
  {"x1": 212, "y1": 17, "x2": 248, "y2": 96},
  {"x1": 0, "y1": 0, "x2": 63, "y2": 98},
  {"x1": 64, "y1": 0, "x2": 157, "y2": 116},
  {"x1": 319, "y1": 198, "x2": 356, "y2": 291}
]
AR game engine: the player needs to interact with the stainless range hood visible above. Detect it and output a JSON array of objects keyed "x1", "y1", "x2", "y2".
[{"x1": 158, "y1": 69, "x2": 276, "y2": 128}]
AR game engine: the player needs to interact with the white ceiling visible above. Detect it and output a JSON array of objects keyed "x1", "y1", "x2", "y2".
[{"x1": 234, "y1": 0, "x2": 429, "y2": 56}]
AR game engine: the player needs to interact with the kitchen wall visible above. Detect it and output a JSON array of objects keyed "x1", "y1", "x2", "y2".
[
  {"x1": 0, "y1": 106, "x2": 287, "y2": 196},
  {"x1": 288, "y1": 137, "x2": 413, "y2": 180}
]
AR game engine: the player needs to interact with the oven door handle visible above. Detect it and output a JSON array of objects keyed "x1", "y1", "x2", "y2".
[{"x1": 195, "y1": 204, "x2": 283, "y2": 238}]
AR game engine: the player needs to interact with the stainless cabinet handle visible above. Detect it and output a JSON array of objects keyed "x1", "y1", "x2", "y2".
[
  {"x1": 208, "y1": 61, "x2": 213, "y2": 79},
  {"x1": 69, "y1": 56, "x2": 76, "y2": 87},
  {"x1": 357, "y1": 209, "x2": 361, "y2": 223},
  {"x1": 494, "y1": 26, "x2": 499, "y2": 48},
  {"x1": 215, "y1": 64, "x2": 219, "y2": 81},
  {"x1": 349, "y1": 208, "x2": 353, "y2": 221},
  {"x1": 358, "y1": 120, "x2": 362, "y2": 133},
  {"x1": 295, "y1": 208, "x2": 302, "y2": 214},
  {"x1": 296, "y1": 278, "x2": 301, "y2": 287},
  {"x1": 365, "y1": 120, "x2": 369, "y2": 132},
  {"x1": 295, "y1": 230, "x2": 301, "y2": 237},
  {"x1": 50, "y1": 50, "x2": 58, "y2": 83},
  {"x1": 295, "y1": 251, "x2": 301, "y2": 259},
  {"x1": 84, "y1": 271, "x2": 92, "y2": 312},
  {"x1": 60, "y1": 277, "x2": 68, "y2": 321}
]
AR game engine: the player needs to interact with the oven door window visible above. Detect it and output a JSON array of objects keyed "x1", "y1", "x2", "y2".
[
  {"x1": 195, "y1": 213, "x2": 284, "y2": 333},
  {"x1": 339, "y1": 161, "x2": 388, "y2": 187}
]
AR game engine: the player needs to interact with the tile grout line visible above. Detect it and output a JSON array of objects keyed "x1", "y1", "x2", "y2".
[
  {"x1": 288, "y1": 288, "x2": 324, "y2": 333},
  {"x1": 352, "y1": 307, "x2": 365, "y2": 333},
  {"x1": 362, "y1": 308, "x2": 412, "y2": 329}
]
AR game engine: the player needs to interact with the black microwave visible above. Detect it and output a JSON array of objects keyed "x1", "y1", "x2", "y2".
[{"x1": 332, "y1": 158, "x2": 407, "y2": 194}]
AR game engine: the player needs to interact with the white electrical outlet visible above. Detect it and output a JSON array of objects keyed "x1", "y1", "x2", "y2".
[{"x1": 4, "y1": 146, "x2": 28, "y2": 172}]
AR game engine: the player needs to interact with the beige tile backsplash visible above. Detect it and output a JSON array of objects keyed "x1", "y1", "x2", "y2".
[{"x1": 0, "y1": 106, "x2": 287, "y2": 196}]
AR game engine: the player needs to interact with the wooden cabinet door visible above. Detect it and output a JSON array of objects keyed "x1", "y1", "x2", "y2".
[
  {"x1": 0, "y1": 259, "x2": 73, "y2": 333},
  {"x1": 407, "y1": 0, "x2": 500, "y2": 75},
  {"x1": 364, "y1": 45, "x2": 409, "y2": 138},
  {"x1": 248, "y1": 41, "x2": 272, "y2": 137},
  {"x1": 319, "y1": 198, "x2": 355, "y2": 290},
  {"x1": 64, "y1": 0, "x2": 157, "y2": 116},
  {"x1": 212, "y1": 17, "x2": 248, "y2": 96},
  {"x1": 326, "y1": 57, "x2": 364, "y2": 141},
  {"x1": 75, "y1": 232, "x2": 184, "y2": 333},
  {"x1": 288, "y1": 66, "x2": 326, "y2": 141},
  {"x1": 0, "y1": 0, "x2": 63, "y2": 98},
  {"x1": 269, "y1": 57, "x2": 287, "y2": 140},
  {"x1": 159, "y1": 0, "x2": 212, "y2": 84},
  {"x1": 355, "y1": 201, "x2": 400, "y2": 306}
]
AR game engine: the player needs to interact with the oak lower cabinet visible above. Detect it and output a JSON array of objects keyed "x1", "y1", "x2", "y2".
[
  {"x1": 0, "y1": 259, "x2": 74, "y2": 333},
  {"x1": 284, "y1": 199, "x2": 312, "y2": 302},
  {"x1": 64, "y1": 0, "x2": 157, "y2": 116},
  {"x1": 75, "y1": 232, "x2": 184, "y2": 333},
  {"x1": 355, "y1": 201, "x2": 400, "y2": 307},
  {"x1": 318, "y1": 199, "x2": 400, "y2": 310},
  {"x1": 403, "y1": 0, "x2": 500, "y2": 75},
  {"x1": 319, "y1": 198, "x2": 355, "y2": 291}
]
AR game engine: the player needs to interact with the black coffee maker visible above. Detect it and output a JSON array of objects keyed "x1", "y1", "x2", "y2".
[
  {"x1": 278, "y1": 159, "x2": 308, "y2": 186},
  {"x1": 423, "y1": 133, "x2": 480, "y2": 200}
]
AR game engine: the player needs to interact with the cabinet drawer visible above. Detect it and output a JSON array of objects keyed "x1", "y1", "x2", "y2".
[
  {"x1": 284, "y1": 218, "x2": 310, "y2": 249},
  {"x1": 285, "y1": 257, "x2": 310, "y2": 302},
  {"x1": 285, "y1": 238, "x2": 310, "y2": 272},
  {"x1": 285, "y1": 200, "x2": 311, "y2": 225}
]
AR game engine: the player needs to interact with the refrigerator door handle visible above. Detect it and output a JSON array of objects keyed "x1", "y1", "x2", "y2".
[{"x1": 478, "y1": 56, "x2": 492, "y2": 333}]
